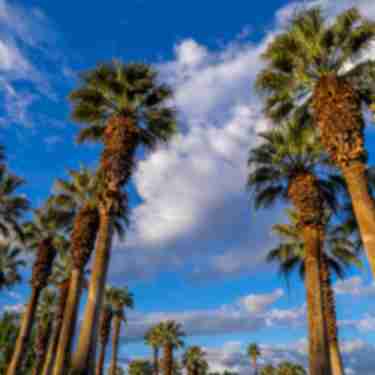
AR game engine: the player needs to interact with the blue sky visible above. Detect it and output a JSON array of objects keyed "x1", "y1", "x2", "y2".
[{"x1": 2, "y1": 0, "x2": 375, "y2": 374}]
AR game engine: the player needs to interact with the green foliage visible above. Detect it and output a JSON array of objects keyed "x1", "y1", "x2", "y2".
[
  {"x1": 182, "y1": 346, "x2": 209, "y2": 375},
  {"x1": 106, "y1": 285, "x2": 134, "y2": 319},
  {"x1": 69, "y1": 61, "x2": 177, "y2": 149},
  {"x1": 256, "y1": 6, "x2": 375, "y2": 122},
  {"x1": 247, "y1": 120, "x2": 338, "y2": 210},
  {"x1": 128, "y1": 359, "x2": 153, "y2": 375},
  {"x1": 0, "y1": 243, "x2": 26, "y2": 290},
  {"x1": 157, "y1": 320, "x2": 185, "y2": 349},
  {"x1": 260, "y1": 362, "x2": 306, "y2": 374}
]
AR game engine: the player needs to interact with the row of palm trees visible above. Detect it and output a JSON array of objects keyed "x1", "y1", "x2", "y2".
[{"x1": 1, "y1": 5, "x2": 375, "y2": 375}]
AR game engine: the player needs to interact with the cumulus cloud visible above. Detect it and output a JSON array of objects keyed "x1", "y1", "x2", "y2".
[
  {"x1": 240, "y1": 289, "x2": 284, "y2": 314},
  {"x1": 334, "y1": 277, "x2": 375, "y2": 297}
]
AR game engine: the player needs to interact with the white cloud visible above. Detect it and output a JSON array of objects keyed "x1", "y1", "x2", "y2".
[
  {"x1": 334, "y1": 277, "x2": 375, "y2": 297},
  {"x1": 240, "y1": 289, "x2": 284, "y2": 314}
]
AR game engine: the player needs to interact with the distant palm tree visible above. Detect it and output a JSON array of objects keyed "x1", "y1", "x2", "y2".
[
  {"x1": 247, "y1": 344, "x2": 260, "y2": 375},
  {"x1": 7, "y1": 205, "x2": 66, "y2": 375},
  {"x1": 96, "y1": 292, "x2": 113, "y2": 375},
  {"x1": 128, "y1": 360, "x2": 153, "y2": 375},
  {"x1": 145, "y1": 324, "x2": 164, "y2": 375},
  {"x1": 182, "y1": 346, "x2": 208, "y2": 375},
  {"x1": 69, "y1": 61, "x2": 177, "y2": 374},
  {"x1": 158, "y1": 321, "x2": 185, "y2": 375},
  {"x1": 276, "y1": 362, "x2": 306, "y2": 375},
  {"x1": 108, "y1": 286, "x2": 134, "y2": 375},
  {"x1": 247, "y1": 120, "x2": 338, "y2": 374},
  {"x1": 33, "y1": 289, "x2": 57, "y2": 375},
  {"x1": 0, "y1": 243, "x2": 25, "y2": 291},
  {"x1": 256, "y1": 6, "x2": 375, "y2": 277},
  {"x1": 260, "y1": 365, "x2": 276, "y2": 375},
  {"x1": 268, "y1": 210, "x2": 360, "y2": 375},
  {"x1": 0, "y1": 164, "x2": 29, "y2": 241},
  {"x1": 51, "y1": 167, "x2": 127, "y2": 375}
]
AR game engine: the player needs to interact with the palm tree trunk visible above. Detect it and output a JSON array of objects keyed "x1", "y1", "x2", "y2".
[
  {"x1": 252, "y1": 358, "x2": 257, "y2": 375},
  {"x1": 6, "y1": 287, "x2": 41, "y2": 375},
  {"x1": 320, "y1": 255, "x2": 344, "y2": 375},
  {"x1": 153, "y1": 347, "x2": 159, "y2": 375},
  {"x1": 71, "y1": 208, "x2": 114, "y2": 375},
  {"x1": 95, "y1": 343, "x2": 107, "y2": 375},
  {"x1": 53, "y1": 270, "x2": 84, "y2": 375},
  {"x1": 343, "y1": 161, "x2": 375, "y2": 276},
  {"x1": 42, "y1": 280, "x2": 70, "y2": 375},
  {"x1": 163, "y1": 344, "x2": 173, "y2": 375},
  {"x1": 302, "y1": 225, "x2": 331, "y2": 375},
  {"x1": 33, "y1": 321, "x2": 52, "y2": 375},
  {"x1": 109, "y1": 315, "x2": 122, "y2": 375}
]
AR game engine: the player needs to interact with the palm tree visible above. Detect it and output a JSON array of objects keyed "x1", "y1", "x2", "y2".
[
  {"x1": 0, "y1": 164, "x2": 29, "y2": 241},
  {"x1": 247, "y1": 344, "x2": 260, "y2": 375},
  {"x1": 128, "y1": 360, "x2": 153, "y2": 375},
  {"x1": 145, "y1": 325, "x2": 163, "y2": 375},
  {"x1": 182, "y1": 346, "x2": 208, "y2": 375},
  {"x1": 0, "y1": 311, "x2": 20, "y2": 374},
  {"x1": 256, "y1": 6, "x2": 375, "y2": 276},
  {"x1": 276, "y1": 362, "x2": 306, "y2": 375},
  {"x1": 247, "y1": 120, "x2": 339, "y2": 374},
  {"x1": 268, "y1": 209, "x2": 361, "y2": 375},
  {"x1": 52, "y1": 168, "x2": 127, "y2": 375},
  {"x1": 7, "y1": 205, "x2": 66, "y2": 375},
  {"x1": 0, "y1": 243, "x2": 25, "y2": 291},
  {"x1": 260, "y1": 365, "x2": 276, "y2": 375},
  {"x1": 158, "y1": 321, "x2": 185, "y2": 375},
  {"x1": 108, "y1": 286, "x2": 134, "y2": 375},
  {"x1": 33, "y1": 289, "x2": 57, "y2": 375},
  {"x1": 42, "y1": 248, "x2": 74, "y2": 375},
  {"x1": 96, "y1": 296, "x2": 113, "y2": 375},
  {"x1": 69, "y1": 61, "x2": 177, "y2": 374}
]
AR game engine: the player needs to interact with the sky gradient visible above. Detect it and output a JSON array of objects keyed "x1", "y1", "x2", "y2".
[{"x1": 1, "y1": 0, "x2": 375, "y2": 374}]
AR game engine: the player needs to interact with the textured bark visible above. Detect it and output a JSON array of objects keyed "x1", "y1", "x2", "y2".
[
  {"x1": 42, "y1": 279, "x2": 70, "y2": 375},
  {"x1": 313, "y1": 74, "x2": 365, "y2": 169},
  {"x1": 163, "y1": 344, "x2": 173, "y2": 375},
  {"x1": 33, "y1": 320, "x2": 52, "y2": 375},
  {"x1": 320, "y1": 255, "x2": 344, "y2": 375},
  {"x1": 53, "y1": 270, "x2": 84, "y2": 375},
  {"x1": 71, "y1": 205, "x2": 100, "y2": 270},
  {"x1": 288, "y1": 172, "x2": 331, "y2": 375},
  {"x1": 7, "y1": 240, "x2": 55, "y2": 375},
  {"x1": 71, "y1": 209, "x2": 114, "y2": 375},
  {"x1": 71, "y1": 115, "x2": 136, "y2": 375},
  {"x1": 95, "y1": 307, "x2": 113, "y2": 375},
  {"x1": 6, "y1": 288, "x2": 41, "y2": 375},
  {"x1": 303, "y1": 226, "x2": 331, "y2": 375},
  {"x1": 343, "y1": 162, "x2": 375, "y2": 277},
  {"x1": 109, "y1": 315, "x2": 122, "y2": 375}
]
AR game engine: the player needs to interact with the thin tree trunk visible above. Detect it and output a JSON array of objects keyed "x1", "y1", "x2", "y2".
[
  {"x1": 43, "y1": 280, "x2": 70, "y2": 375},
  {"x1": 6, "y1": 287, "x2": 41, "y2": 375},
  {"x1": 95, "y1": 343, "x2": 106, "y2": 375},
  {"x1": 343, "y1": 161, "x2": 375, "y2": 277},
  {"x1": 71, "y1": 209, "x2": 114, "y2": 375},
  {"x1": 109, "y1": 315, "x2": 122, "y2": 375},
  {"x1": 53, "y1": 270, "x2": 84, "y2": 375},
  {"x1": 153, "y1": 347, "x2": 159, "y2": 375},
  {"x1": 302, "y1": 225, "x2": 331, "y2": 375},
  {"x1": 163, "y1": 344, "x2": 173, "y2": 375},
  {"x1": 320, "y1": 255, "x2": 345, "y2": 375},
  {"x1": 253, "y1": 358, "x2": 257, "y2": 375}
]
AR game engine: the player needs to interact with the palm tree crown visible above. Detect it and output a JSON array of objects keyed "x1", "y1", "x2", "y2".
[
  {"x1": 158, "y1": 321, "x2": 185, "y2": 349},
  {"x1": 107, "y1": 286, "x2": 134, "y2": 319},
  {"x1": 256, "y1": 7, "x2": 375, "y2": 123},
  {"x1": 0, "y1": 243, "x2": 25, "y2": 291}
]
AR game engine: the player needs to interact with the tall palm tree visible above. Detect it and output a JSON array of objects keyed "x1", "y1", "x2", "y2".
[
  {"x1": 52, "y1": 168, "x2": 127, "y2": 375},
  {"x1": 145, "y1": 325, "x2": 163, "y2": 375},
  {"x1": 247, "y1": 120, "x2": 339, "y2": 374},
  {"x1": 96, "y1": 293, "x2": 113, "y2": 375},
  {"x1": 268, "y1": 210, "x2": 361, "y2": 375},
  {"x1": 0, "y1": 164, "x2": 29, "y2": 241},
  {"x1": 69, "y1": 61, "x2": 177, "y2": 374},
  {"x1": 108, "y1": 286, "x2": 134, "y2": 375},
  {"x1": 33, "y1": 289, "x2": 57, "y2": 375},
  {"x1": 182, "y1": 346, "x2": 208, "y2": 375},
  {"x1": 247, "y1": 344, "x2": 260, "y2": 375},
  {"x1": 158, "y1": 321, "x2": 185, "y2": 375},
  {"x1": 42, "y1": 248, "x2": 74, "y2": 375},
  {"x1": 256, "y1": 6, "x2": 375, "y2": 276},
  {"x1": 7, "y1": 205, "x2": 66, "y2": 375},
  {"x1": 0, "y1": 243, "x2": 25, "y2": 291}
]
